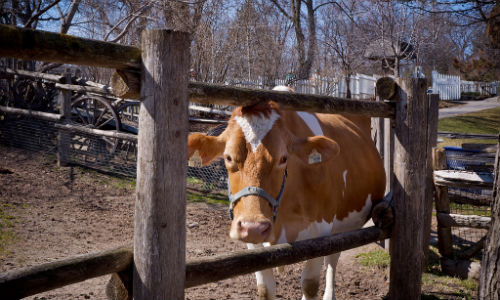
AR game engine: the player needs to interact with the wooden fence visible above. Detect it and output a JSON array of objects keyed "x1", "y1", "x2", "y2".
[
  {"x1": 0, "y1": 24, "x2": 439, "y2": 300},
  {"x1": 433, "y1": 135, "x2": 497, "y2": 279}
]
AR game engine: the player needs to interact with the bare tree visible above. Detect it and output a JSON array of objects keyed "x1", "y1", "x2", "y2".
[
  {"x1": 320, "y1": 0, "x2": 363, "y2": 98},
  {"x1": 269, "y1": 0, "x2": 320, "y2": 79}
]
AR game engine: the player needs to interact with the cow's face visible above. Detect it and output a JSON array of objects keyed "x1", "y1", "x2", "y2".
[{"x1": 187, "y1": 102, "x2": 339, "y2": 244}]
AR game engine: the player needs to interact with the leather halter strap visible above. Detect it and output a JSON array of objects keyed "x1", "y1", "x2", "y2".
[{"x1": 227, "y1": 168, "x2": 288, "y2": 222}]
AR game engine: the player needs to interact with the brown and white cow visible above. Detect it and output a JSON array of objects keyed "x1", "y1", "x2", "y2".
[{"x1": 187, "y1": 86, "x2": 386, "y2": 300}]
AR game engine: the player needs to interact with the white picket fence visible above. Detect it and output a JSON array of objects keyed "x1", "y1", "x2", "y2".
[
  {"x1": 229, "y1": 73, "x2": 377, "y2": 99},
  {"x1": 432, "y1": 70, "x2": 498, "y2": 100}
]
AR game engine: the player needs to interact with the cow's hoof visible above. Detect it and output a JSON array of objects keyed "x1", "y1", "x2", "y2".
[
  {"x1": 257, "y1": 284, "x2": 275, "y2": 300},
  {"x1": 302, "y1": 279, "x2": 320, "y2": 299}
]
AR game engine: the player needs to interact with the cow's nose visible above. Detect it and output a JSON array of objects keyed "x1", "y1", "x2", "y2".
[{"x1": 238, "y1": 220, "x2": 271, "y2": 242}]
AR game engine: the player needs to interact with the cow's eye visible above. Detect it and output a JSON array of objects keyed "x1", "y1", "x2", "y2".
[
  {"x1": 279, "y1": 155, "x2": 287, "y2": 165},
  {"x1": 225, "y1": 155, "x2": 232, "y2": 163}
]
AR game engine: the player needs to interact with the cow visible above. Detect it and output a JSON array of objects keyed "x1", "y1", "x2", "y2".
[{"x1": 187, "y1": 86, "x2": 386, "y2": 300}]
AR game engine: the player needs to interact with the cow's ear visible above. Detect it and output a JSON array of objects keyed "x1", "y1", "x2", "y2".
[
  {"x1": 289, "y1": 136, "x2": 339, "y2": 165},
  {"x1": 188, "y1": 133, "x2": 225, "y2": 166}
]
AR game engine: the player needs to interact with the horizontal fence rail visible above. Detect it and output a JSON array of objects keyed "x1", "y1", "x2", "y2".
[
  {"x1": 54, "y1": 123, "x2": 137, "y2": 141},
  {"x1": 0, "y1": 25, "x2": 140, "y2": 70},
  {"x1": 0, "y1": 226, "x2": 390, "y2": 298},
  {"x1": 434, "y1": 170, "x2": 494, "y2": 189},
  {"x1": 188, "y1": 82, "x2": 395, "y2": 118},
  {"x1": 0, "y1": 67, "x2": 66, "y2": 82},
  {"x1": 437, "y1": 212, "x2": 491, "y2": 229},
  {"x1": 0, "y1": 69, "x2": 394, "y2": 119},
  {"x1": 0, "y1": 105, "x2": 62, "y2": 122},
  {"x1": 0, "y1": 246, "x2": 133, "y2": 299}
]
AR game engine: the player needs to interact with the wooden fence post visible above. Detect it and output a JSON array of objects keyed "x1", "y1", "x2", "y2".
[
  {"x1": 479, "y1": 133, "x2": 500, "y2": 300},
  {"x1": 388, "y1": 78, "x2": 430, "y2": 300},
  {"x1": 134, "y1": 29, "x2": 190, "y2": 300},
  {"x1": 433, "y1": 148, "x2": 453, "y2": 259},
  {"x1": 57, "y1": 70, "x2": 72, "y2": 167},
  {"x1": 423, "y1": 93, "x2": 439, "y2": 266}
]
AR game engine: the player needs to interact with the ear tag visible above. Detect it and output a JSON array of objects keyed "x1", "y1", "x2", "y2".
[
  {"x1": 188, "y1": 150, "x2": 203, "y2": 167},
  {"x1": 308, "y1": 149, "x2": 322, "y2": 165}
]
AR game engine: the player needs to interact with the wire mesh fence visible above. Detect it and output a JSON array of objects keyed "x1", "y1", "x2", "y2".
[
  {"x1": 443, "y1": 146, "x2": 493, "y2": 259},
  {"x1": 0, "y1": 110, "x2": 229, "y2": 192}
]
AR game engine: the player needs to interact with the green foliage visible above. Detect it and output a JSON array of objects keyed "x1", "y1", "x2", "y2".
[
  {"x1": 0, "y1": 203, "x2": 19, "y2": 255},
  {"x1": 186, "y1": 190, "x2": 228, "y2": 205},
  {"x1": 421, "y1": 246, "x2": 478, "y2": 300},
  {"x1": 438, "y1": 107, "x2": 500, "y2": 135},
  {"x1": 355, "y1": 250, "x2": 390, "y2": 268}
]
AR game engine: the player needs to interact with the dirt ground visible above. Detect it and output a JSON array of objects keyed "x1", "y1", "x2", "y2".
[{"x1": 0, "y1": 145, "x2": 475, "y2": 300}]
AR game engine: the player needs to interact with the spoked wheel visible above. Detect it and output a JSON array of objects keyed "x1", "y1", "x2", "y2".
[
  {"x1": 70, "y1": 95, "x2": 121, "y2": 164},
  {"x1": 116, "y1": 101, "x2": 140, "y2": 162},
  {"x1": 11, "y1": 79, "x2": 57, "y2": 112}
]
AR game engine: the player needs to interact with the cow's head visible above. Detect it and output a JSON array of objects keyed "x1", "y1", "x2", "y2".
[{"x1": 187, "y1": 89, "x2": 339, "y2": 244}]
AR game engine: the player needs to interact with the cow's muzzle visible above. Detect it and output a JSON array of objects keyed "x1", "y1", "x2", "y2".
[{"x1": 227, "y1": 168, "x2": 287, "y2": 222}]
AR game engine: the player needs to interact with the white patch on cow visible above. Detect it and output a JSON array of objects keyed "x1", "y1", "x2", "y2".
[
  {"x1": 297, "y1": 111, "x2": 324, "y2": 136},
  {"x1": 343, "y1": 170, "x2": 348, "y2": 188},
  {"x1": 276, "y1": 226, "x2": 287, "y2": 244},
  {"x1": 323, "y1": 253, "x2": 340, "y2": 300},
  {"x1": 296, "y1": 220, "x2": 334, "y2": 241},
  {"x1": 235, "y1": 111, "x2": 280, "y2": 152},
  {"x1": 332, "y1": 194, "x2": 372, "y2": 234}
]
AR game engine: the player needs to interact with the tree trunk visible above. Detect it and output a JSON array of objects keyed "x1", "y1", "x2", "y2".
[
  {"x1": 345, "y1": 74, "x2": 351, "y2": 99},
  {"x1": 479, "y1": 134, "x2": 500, "y2": 300}
]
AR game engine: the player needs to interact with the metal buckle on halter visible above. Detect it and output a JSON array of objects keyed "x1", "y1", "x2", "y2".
[{"x1": 227, "y1": 168, "x2": 288, "y2": 222}]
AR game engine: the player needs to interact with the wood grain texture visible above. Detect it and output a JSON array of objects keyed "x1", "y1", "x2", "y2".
[
  {"x1": 423, "y1": 93, "x2": 439, "y2": 267},
  {"x1": 0, "y1": 67, "x2": 65, "y2": 83},
  {"x1": 479, "y1": 134, "x2": 500, "y2": 300},
  {"x1": 0, "y1": 246, "x2": 133, "y2": 299},
  {"x1": 388, "y1": 78, "x2": 428, "y2": 300},
  {"x1": 0, "y1": 226, "x2": 390, "y2": 298},
  {"x1": 376, "y1": 77, "x2": 398, "y2": 100},
  {"x1": 185, "y1": 226, "x2": 390, "y2": 288},
  {"x1": 110, "y1": 78, "x2": 395, "y2": 117},
  {"x1": 57, "y1": 72, "x2": 72, "y2": 167},
  {"x1": 54, "y1": 123, "x2": 137, "y2": 141},
  {"x1": 133, "y1": 29, "x2": 190, "y2": 300},
  {"x1": 434, "y1": 170, "x2": 494, "y2": 189},
  {"x1": 55, "y1": 82, "x2": 114, "y2": 96},
  {"x1": 0, "y1": 24, "x2": 140, "y2": 69},
  {"x1": 435, "y1": 186, "x2": 454, "y2": 258},
  {"x1": 110, "y1": 69, "x2": 141, "y2": 99},
  {"x1": 0, "y1": 105, "x2": 62, "y2": 122},
  {"x1": 188, "y1": 82, "x2": 395, "y2": 118},
  {"x1": 437, "y1": 212, "x2": 491, "y2": 229}
]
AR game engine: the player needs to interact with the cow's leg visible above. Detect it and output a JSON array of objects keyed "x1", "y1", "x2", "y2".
[
  {"x1": 322, "y1": 253, "x2": 340, "y2": 300},
  {"x1": 301, "y1": 257, "x2": 323, "y2": 300},
  {"x1": 248, "y1": 243, "x2": 276, "y2": 299},
  {"x1": 255, "y1": 269, "x2": 276, "y2": 300}
]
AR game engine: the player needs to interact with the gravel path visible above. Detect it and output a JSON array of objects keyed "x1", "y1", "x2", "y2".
[{"x1": 439, "y1": 97, "x2": 499, "y2": 119}]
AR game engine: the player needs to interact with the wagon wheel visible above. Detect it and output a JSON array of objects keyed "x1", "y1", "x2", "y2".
[
  {"x1": 11, "y1": 78, "x2": 57, "y2": 112},
  {"x1": 70, "y1": 95, "x2": 121, "y2": 164},
  {"x1": 116, "y1": 101, "x2": 140, "y2": 162}
]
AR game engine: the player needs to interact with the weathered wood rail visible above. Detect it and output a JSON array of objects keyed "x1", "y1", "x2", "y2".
[
  {"x1": 0, "y1": 226, "x2": 390, "y2": 300},
  {"x1": 0, "y1": 105, "x2": 62, "y2": 122},
  {"x1": 0, "y1": 24, "x2": 141, "y2": 69},
  {"x1": 0, "y1": 25, "x2": 438, "y2": 300},
  {"x1": 432, "y1": 145, "x2": 495, "y2": 279}
]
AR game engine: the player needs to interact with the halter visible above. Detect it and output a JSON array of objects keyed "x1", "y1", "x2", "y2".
[{"x1": 227, "y1": 168, "x2": 288, "y2": 222}]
